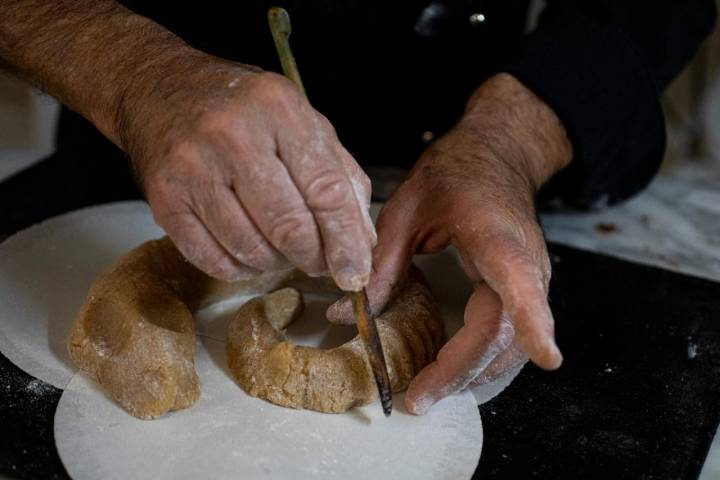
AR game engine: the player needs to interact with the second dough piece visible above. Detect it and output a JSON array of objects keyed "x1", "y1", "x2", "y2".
[{"x1": 227, "y1": 271, "x2": 444, "y2": 413}]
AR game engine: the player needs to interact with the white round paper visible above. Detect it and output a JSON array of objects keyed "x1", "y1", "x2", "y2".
[
  {"x1": 0, "y1": 201, "x2": 161, "y2": 387},
  {"x1": 55, "y1": 339, "x2": 483, "y2": 480}
]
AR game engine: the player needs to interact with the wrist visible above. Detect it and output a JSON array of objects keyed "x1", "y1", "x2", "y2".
[
  {"x1": 110, "y1": 45, "x2": 206, "y2": 153},
  {"x1": 459, "y1": 73, "x2": 573, "y2": 191}
]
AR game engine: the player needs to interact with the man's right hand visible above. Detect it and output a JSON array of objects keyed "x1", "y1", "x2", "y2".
[
  {"x1": 119, "y1": 62, "x2": 375, "y2": 290},
  {"x1": 0, "y1": 1, "x2": 374, "y2": 290}
]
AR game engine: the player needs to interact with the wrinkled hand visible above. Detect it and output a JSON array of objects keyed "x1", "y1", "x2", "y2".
[
  {"x1": 117, "y1": 55, "x2": 375, "y2": 290},
  {"x1": 328, "y1": 74, "x2": 572, "y2": 413}
]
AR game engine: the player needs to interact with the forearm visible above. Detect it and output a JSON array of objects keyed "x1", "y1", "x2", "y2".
[{"x1": 0, "y1": 0, "x2": 193, "y2": 147}]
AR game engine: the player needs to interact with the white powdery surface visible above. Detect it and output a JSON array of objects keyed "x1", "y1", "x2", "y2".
[
  {"x1": 0, "y1": 201, "x2": 162, "y2": 388},
  {"x1": 55, "y1": 339, "x2": 483, "y2": 480},
  {"x1": 541, "y1": 166, "x2": 720, "y2": 285}
]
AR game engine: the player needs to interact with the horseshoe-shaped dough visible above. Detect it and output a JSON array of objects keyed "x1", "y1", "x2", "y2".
[
  {"x1": 68, "y1": 236, "x2": 443, "y2": 419},
  {"x1": 227, "y1": 272, "x2": 444, "y2": 413},
  {"x1": 68, "y1": 237, "x2": 301, "y2": 419}
]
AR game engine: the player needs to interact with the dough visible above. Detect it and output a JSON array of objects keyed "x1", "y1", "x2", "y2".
[
  {"x1": 227, "y1": 271, "x2": 444, "y2": 412},
  {"x1": 68, "y1": 237, "x2": 295, "y2": 419},
  {"x1": 0, "y1": 201, "x2": 164, "y2": 389},
  {"x1": 68, "y1": 236, "x2": 444, "y2": 419}
]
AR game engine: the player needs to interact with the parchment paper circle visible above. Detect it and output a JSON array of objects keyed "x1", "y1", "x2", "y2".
[
  {"x1": 55, "y1": 339, "x2": 483, "y2": 480},
  {"x1": 0, "y1": 201, "x2": 162, "y2": 388}
]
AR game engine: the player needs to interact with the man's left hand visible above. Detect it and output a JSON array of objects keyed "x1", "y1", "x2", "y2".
[{"x1": 328, "y1": 73, "x2": 573, "y2": 413}]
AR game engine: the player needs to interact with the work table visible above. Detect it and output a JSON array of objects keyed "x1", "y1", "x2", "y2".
[
  {"x1": 0, "y1": 153, "x2": 719, "y2": 479},
  {"x1": 541, "y1": 161, "x2": 720, "y2": 479}
]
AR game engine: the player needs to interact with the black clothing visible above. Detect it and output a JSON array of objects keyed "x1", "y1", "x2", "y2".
[{"x1": 58, "y1": 0, "x2": 716, "y2": 207}]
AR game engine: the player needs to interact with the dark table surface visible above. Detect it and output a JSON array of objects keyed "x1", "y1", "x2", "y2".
[{"x1": 1, "y1": 153, "x2": 719, "y2": 480}]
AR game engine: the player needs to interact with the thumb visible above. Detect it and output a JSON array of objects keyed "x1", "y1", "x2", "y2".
[{"x1": 326, "y1": 200, "x2": 418, "y2": 324}]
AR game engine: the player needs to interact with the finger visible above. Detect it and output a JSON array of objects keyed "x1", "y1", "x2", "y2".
[
  {"x1": 276, "y1": 116, "x2": 372, "y2": 291},
  {"x1": 465, "y1": 234, "x2": 562, "y2": 370},
  {"x1": 232, "y1": 148, "x2": 328, "y2": 276},
  {"x1": 191, "y1": 181, "x2": 290, "y2": 271},
  {"x1": 405, "y1": 284, "x2": 513, "y2": 415},
  {"x1": 326, "y1": 194, "x2": 418, "y2": 324},
  {"x1": 469, "y1": 343, "x2": 528, "y2": 387},
  {"x1": 155, "y1": 208, "x2": 259, "y2": 281},
  {"x1": 335, "y1": 144, "x2": 377, "y2": 247}
]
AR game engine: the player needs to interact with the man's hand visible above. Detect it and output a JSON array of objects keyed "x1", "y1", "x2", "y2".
[
  {"x1": 328, "y1": 73, "x2": 573, "y2": 413},
  {"x1": 121, "y1": 62, "x2": 375, "y2": 289},
  {"x1": 0, "y1": 1, "x2": 374, "y2": 291}
]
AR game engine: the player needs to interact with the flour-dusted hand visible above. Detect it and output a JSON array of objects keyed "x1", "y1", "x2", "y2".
[
  {"x1": 118, "y1": 59, "x2": 375, "y2": 290},
  {"x1": 0, "y1": 2, "x2": 374, "y2": 290},
  {"x1": 328, "y1": 73, "x2": 573, "y2": 412}
]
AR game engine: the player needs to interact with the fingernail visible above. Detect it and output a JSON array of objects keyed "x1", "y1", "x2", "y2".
[
  {"x1": 407, "y1": 394, "x2": 436, "y2": 415},
  {"x1": 335, "y1": 265, "x2": 369, "y2": 291}
]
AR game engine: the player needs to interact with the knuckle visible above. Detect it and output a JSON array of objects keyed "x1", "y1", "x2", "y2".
[
  {"x1": 239, "y1": 238, "x2": 267, "y2": 262},
  {"x1": 152, "y1": 212, "x2": 194, "y2": 250},
  {"x1": 145, "y1": 176, "x2": 185, "y2": 222},
  {"x1": 207, "y1": 266, "x2": 238, "y2": 282},
  {"x1": 192, "y1": 114, "x2": 255, "y2": 162},
  {"x1": 535, "y1": 248, "x2": 553, "y2": 286},
  {"x1": 344, "y1": 159, "x2": 372, "y2": 201},
  {"x1": 312, "y1": 113, "x2": 341, "y2": 141},
  {"x1": 192, "y1": 112, "x2": 228, "y2": 140},
  {"x1": 503, "y1": 248, "x2": 533, "y2": 272},
  {"x1": 267, "y1": 209, "x2": 316, "y2": 256},
  {"x1": 304, "y1": 172, "x2": 353, "y2": 211},
  {"x1": 199, "y1": 251, "x2": 238, "y2": 281},
  {"x1": 235, "y1": 238, "x2": 279, "y2": 270},
  {"x1": 165, "y1": 135, "x2": 201, "y2": 164},
  {"x1": 162, "y1": 140, "x2": 212, "y2": 182},
  {"x1": 170, "y1": 107, "x2": 255, "y2": 161},
  {"x1": 359, "y1": 171, "x2": 372, "y2": 196},
  {"x1": 251, "y1": 73, "x2": 302, "y2": 111},
  {"x1": 483, "y1": 235, "x2": 533, "y2": 277},
  {"x1": 155, "y1": 140, "x2": 238, "y2": 210},
  {"x1": 313, "y1": 112, "x2": 335, "y2": 131},
  {"x1": 172, "y1": 235, "x2": 232, "y2": 279}
]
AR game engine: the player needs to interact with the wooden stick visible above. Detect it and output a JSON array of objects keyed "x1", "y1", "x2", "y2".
[
  {"x1": 267, "y1": 7, "x2": 306, "y2": 96},
  {"x1": 350, "y1": 289, "x2": 393, "y2": 416},
  {"x1": 267, "y1": 7, "x2": 392, "y2": 416}
]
